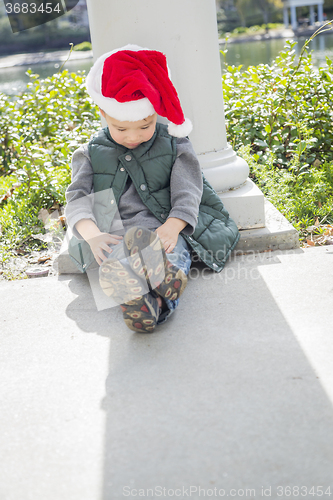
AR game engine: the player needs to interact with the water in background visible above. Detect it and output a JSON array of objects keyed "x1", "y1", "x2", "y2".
[
  {"x1": 220, "y1": 33, "x2": 333, "y2": 69},
  {"x1": 1, "y1": 33, "x2": 333, "y2": 95},
  {"x1": 0, "y1": 57, "x2": 93, "y2": 95}
]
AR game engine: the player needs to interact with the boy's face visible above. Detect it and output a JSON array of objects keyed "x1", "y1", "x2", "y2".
[{"x1": 100, "y1": 110, "x2": 157, "y2": 149}]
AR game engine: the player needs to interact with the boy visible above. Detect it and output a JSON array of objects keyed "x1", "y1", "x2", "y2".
[{"x1": 65, "y1": 44, "x2": 239, "y2": 333}]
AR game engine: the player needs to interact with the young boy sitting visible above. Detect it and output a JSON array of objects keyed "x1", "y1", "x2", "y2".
[{"x1": 65, "y1": 44, "x2": 239, "y2": 334}]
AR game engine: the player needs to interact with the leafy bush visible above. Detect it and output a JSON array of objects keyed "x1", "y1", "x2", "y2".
[
  {"x1": 222, "y1": 25, "x2": 333, "y2": 233},
  {"x1": 73, "y1": 41, "x2": 92, "y2": 51},
  {"x1": 232, "y1": 26, "x2": 248, "y2": 34},
  {"x1": 247, "y1": 25, "x2": 262, "y2": 33},
  {"x1": 1, "y1": 27, "x2": 333, "y2": 276},
  {"x1": 222, "y1": 39, "x2": 333, "y2": 167},
  {"x1": 225, "y1": 23, "x2": 285, "y2": 38},
  {"x1": 239, "y1": 145, "x2": 333, "y2": 236},
  {"x1": 0, "y1": 69, "x2": 101, "y2": 264}
]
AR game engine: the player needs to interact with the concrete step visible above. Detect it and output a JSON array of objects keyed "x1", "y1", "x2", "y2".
[{"x1": 235, "y1": 198, "x2": 299, "y2": 253}]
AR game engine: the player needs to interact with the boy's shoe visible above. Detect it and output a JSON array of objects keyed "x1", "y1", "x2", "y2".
[
  {"x1": 124, "y1": 226, "x2": 187, "y2": 302},
  {"x1": 121, "y1": 293, "x2": 160, "y2": 334},
  {"x1": 99, "y1": 256, "x2": 148, "y2": 304}
]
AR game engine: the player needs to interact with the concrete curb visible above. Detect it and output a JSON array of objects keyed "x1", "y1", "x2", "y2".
[{"x1": 235, "y1": 199, "x2": 299, "y2": 253}]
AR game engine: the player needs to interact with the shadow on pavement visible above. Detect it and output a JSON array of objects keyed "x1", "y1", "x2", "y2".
[{"x1": 63, "y1": 250, "x2": 333, "y2": 499}]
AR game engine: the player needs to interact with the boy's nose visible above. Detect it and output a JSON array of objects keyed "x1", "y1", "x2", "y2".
[{"x1": 128, "y1": 134, "x2": 140, "y2": 142}]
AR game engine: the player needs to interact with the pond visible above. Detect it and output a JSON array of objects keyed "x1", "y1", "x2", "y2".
[
  {"x1": 0, "y1": 57, "x2": 93, "y2": 95},
  {"x1": 1, "y1": 33, "x2": 333, "y2": 95},
  {"x1": 221, "y1": 32, "x2": 333, "y2": 69}
]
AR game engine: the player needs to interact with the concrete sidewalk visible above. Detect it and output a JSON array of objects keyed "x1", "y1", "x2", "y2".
[{"x1": 1, "y1": 246, "x2": 333, "y2": 500}]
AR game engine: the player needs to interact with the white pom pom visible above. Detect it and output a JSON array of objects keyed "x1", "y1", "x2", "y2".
[{"x1": 167, "y1": 117, "x2": 193, "y2": 138}]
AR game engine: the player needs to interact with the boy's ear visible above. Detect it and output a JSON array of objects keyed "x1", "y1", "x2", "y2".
[{"x1": 99, "y1": 108, "x2": 105, "y2": 118}]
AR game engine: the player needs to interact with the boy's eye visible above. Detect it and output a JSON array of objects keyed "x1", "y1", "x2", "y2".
[{"x1": 141, "y1": 126, "x2": 149, "y2": 129}]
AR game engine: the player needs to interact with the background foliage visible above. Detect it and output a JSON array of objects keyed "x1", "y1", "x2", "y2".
[
  {"x1": 216, "y1": 0, "x2": 333, "y2": 34},
  {"x1": 1, "y1": 30, "x2": 333, "y2": 277},
  {"x1": 221, "y1": 29, "x2": 333, "y2": 236},
  {"x1": 217, "y1": 0, "x2": 284, "y2": 33},
  {"x1": 0, "y1": 69, "x2": 100, "y2": 264}
]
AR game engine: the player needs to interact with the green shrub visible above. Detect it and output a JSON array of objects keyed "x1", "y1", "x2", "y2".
[
  {"x1": 1, "y1": 26, "x2": 333, "y2": 274},
  {"x1": 0, "y1": 69, "x2": 101, "y2": 265},
  {"x1": 238, "y1": 145, "x2": 333, "y2": 236},
  {"x1": 266, "y1": 23, "x2": 285, "y2": 30},
  {"x1": 225, "y1": 23, "x2": 285, "y2": 38},
  {"x1": 222, "y1": 40, "x2": 333, "y2": 167},
  {"x1": 248, "y1": 25, "x2": 261, "y2": 32},
  {"x1": 73, "y1": 41, "x2": 92, "y2": 51},
  {"x1": 232, "y1": 26, "x2": 248, "y2": 34},
  {"x1": 222, "y1": 24, "x2": 333, "y2": 235}
]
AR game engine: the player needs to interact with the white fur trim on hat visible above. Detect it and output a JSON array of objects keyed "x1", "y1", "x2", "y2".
[
  {"x1": 167, "y1": 118, "x2": 193, "y2": 138},
  {"x1": 86, "y1": 44, "x2": 170, "y2": 122}
]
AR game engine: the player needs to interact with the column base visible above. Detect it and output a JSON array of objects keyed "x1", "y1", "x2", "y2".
[
  {"x1": 198, "y1": 146, "x2": 249, "y2": 192},
  {"x1": 234, "y1": 199, "x2": 300, "y2": 254},
  {"x1": 220, "y1": 178, "x2": 265, "y2": 229}
]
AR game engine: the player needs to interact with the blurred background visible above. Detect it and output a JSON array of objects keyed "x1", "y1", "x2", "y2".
[{"x1": 1, "y1": 0, "x2": 333, "y2": 95}]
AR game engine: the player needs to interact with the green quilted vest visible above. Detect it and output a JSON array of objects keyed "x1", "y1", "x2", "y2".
[{"x1": 68, "y1": 123, "x2": 240, "y2": 272}]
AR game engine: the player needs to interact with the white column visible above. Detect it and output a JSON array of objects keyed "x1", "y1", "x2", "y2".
[
  {"x1": 283, "y1": 7, "x2": 289, "y2": 28},
  {"x1": 317, "y1": 3, "x2": 324, "y2": 23},
  {"x1": 85, "y1": 0, "x2": 265, "y2": 228},
  {"x1": 290, "y1": 6, "x2": 297, "y2": 30},
  {"x1": 309, "y1": 5, "x2": 315, "y2": 25}
]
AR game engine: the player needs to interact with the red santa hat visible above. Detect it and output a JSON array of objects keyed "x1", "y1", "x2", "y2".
[{"x1": 85, "y1": 44, "x2": 192, "y2": 138}]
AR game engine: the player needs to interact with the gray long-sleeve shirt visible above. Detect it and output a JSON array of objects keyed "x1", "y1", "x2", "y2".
[{"x1": 65, "y1": 136, "x2": 203, "y2": 239}]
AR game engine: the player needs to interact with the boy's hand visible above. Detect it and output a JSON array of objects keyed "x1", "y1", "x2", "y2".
[
  {"x1": 155, "y1": 217, "x2": 187, "y2": 254},
  {"x1": 88, "y1": 232, "x2": 123, "y2": 266},
  {"x1": 75, "y1": 219, "x2": 123, "y2": 266}
]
